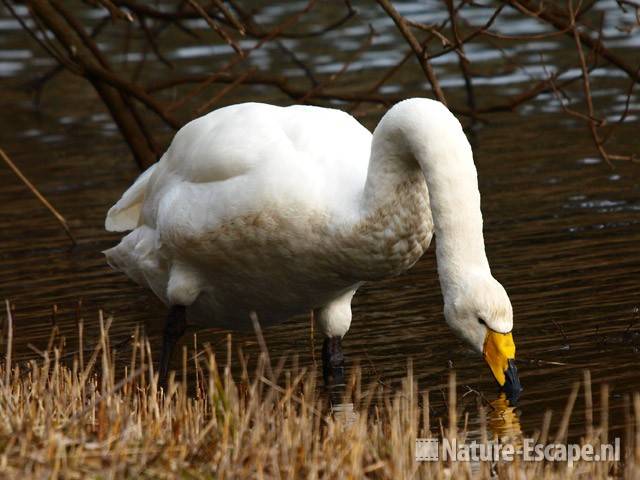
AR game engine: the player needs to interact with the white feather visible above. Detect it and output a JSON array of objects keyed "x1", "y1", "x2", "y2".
[{"x1": 105, "y1": 163, "x2": 158, "y2": 232}]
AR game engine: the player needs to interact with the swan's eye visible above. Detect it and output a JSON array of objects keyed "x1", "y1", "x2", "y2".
[{"x1": 477, "y1": 317, "x2": 487, "y2": 326}]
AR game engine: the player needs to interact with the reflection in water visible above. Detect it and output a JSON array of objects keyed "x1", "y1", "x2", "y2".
[
  {"x1": 331, "y1": 402, "x2": 358, "y2": 426},
  {"x1": 488, "y1": 394, "x2": 522, "y2": 442}
]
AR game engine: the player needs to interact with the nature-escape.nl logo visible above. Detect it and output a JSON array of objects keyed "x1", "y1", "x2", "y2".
[{"x1": 415, "y1": 438, "x2": 620, "y2": 466}]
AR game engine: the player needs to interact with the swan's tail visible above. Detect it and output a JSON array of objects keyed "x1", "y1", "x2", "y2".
[
  {"x1": 104, "y1": 161, "x2": 171, "y2": 303},
  {"x1": 103, "y1": 226, "x2": 170, "y2": 304},
  {"x1": 105, "y1": 163, "x2": 158, "y2": 232}
]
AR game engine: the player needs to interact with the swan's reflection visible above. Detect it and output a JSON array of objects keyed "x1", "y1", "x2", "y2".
[{"x1": 487, "y1": 393, "x2": 522, "y2": 441}]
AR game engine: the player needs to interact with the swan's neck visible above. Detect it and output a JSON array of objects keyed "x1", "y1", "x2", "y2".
[{"x1": 361, "y1": 100, "x2": 490, "y2": 298}]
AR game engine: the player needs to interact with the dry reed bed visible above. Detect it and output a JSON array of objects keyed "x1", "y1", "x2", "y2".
[{"x1": 0, "y1": 309, "x2": 638, "y2": 479}]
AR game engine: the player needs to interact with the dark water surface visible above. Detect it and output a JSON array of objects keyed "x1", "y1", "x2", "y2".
[{"x1": 0, "y1": 1, "x2": 639, "y2": 441}]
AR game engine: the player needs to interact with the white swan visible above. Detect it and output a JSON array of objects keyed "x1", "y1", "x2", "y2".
[{"x1": 105, "y1": 98, "x2": 520, "y2": 395}]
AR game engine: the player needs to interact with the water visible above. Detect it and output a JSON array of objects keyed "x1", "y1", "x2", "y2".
[{"x1": 0, "y1": 1, "x2": 639, "y2": 441}]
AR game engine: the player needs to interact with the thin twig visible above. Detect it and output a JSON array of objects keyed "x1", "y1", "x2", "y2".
[
  {"x1": 0, "y1": 148, "x2": 76, "y2": 244},
  {"x1": 250, "y1": 311, "x2": 274, "y2": 380},
  {"x1": 569, "y1": 0, "x2": 612, "y2": 166},
  {"x1": 310, "y1": 310, "x2": 317, "y2": 371},
  {"x1": 196, "y1": 68, "x2": 255, "y2": 114},
  {"x1": 297, "y1": 24, "x2": 376, "y2": 103},
  {"x1": 211, "y1": 0, "x2": 245, "y2": 34},
  {"x1": 4, "y1": 300, "x2": 12, "y2": 386},
  {"x1": 187, "y1": 0, "x2": 244, "y2": 56},
  {"x1": 601, "y1": 63, "x2": 640, "y2": 144},
  {"x1": 446, "y1": 0, "x2": 476, "y2": 114},
  {"x1": 376, "y1": 0, "x2": 447, "y2": 105},
  {"x1": 92, "y1": 0, "x2": 134, "y2": 22}
]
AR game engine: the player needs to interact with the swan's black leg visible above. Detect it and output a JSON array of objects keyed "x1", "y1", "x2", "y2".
[
  {"x1": 322, "y1": 336, "x2": 345, "y2": 388},
  {"x1": 158, "y1": 305, "x2": 187, "y2": 392}
]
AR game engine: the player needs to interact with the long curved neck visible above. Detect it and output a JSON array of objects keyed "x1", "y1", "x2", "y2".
[{"x1": 362, "y1": 100, "x2": 490, "y2": 298}]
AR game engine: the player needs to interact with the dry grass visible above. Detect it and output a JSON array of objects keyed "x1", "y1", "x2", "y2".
[{"x1": 0, "y1": 309, "x2": 639, "y2": 479}]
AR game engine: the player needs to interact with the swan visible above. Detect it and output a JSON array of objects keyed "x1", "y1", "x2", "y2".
[{"x1": 104, "y1": 98, "x2": 521, "y2": 397}]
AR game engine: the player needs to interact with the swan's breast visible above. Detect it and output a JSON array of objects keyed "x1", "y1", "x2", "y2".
[{"x1": 339, "y1": 174, "x2": 433, "y2": 280}]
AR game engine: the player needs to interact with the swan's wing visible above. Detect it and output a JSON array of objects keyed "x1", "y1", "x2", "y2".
[
  {"x1": 161, "y1": 102, "x2": 371, "y2": 183},
  {"x1": 139, "y1": 103, "x2": 373, "y2": 228},
  {"x1": 105, "y1": 163, "x2": 157, "y2": 232}
]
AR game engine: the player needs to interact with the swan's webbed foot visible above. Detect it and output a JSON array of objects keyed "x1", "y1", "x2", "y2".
[
  {"x1": 158, "y1": 305, "x2": 187, "y2": 392},
  {"x1": 322, "y1": 336, "x2": 345, "y2": 389}
]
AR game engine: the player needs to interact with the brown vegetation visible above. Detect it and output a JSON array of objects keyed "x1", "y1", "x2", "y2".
[{"x1": 1, "y1": 304, "x2": 639, "y2": 478}]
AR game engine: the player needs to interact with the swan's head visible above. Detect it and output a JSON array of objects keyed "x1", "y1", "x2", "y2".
[{"x1": 444, "y1": 275, "x2": 521, "y2": 398}]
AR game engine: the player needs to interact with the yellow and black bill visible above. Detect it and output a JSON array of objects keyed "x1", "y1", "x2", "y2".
[{"x1": 483, "y1": 330, "x2": 522, "y2": 402}]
